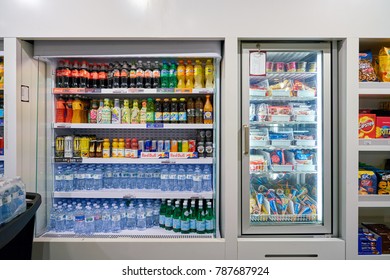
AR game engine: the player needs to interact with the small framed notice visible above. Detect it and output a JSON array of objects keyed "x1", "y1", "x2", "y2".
[{"x1": 249, "y1": 51, "x2": 266, "y2": 76}]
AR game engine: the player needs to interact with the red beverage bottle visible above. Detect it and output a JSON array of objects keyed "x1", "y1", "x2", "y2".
[
  {"x1": 55, "y1": 60, "x2": 64, "y2": 88},
  {"x1": 62, "y1": 60, "x2": 71, "y2": 88},
  {"x1": 121, "y1": 61, "x2": 130, "y2": 88},
  {"x1": 99, "y1": 64, "x2": 108, "y2": 88},
  {"x1": 65, "y1": 96, "x2": 73, "y2": 123},
  {"x1": 55, "y1": 96, "x2": 66, "y2": 122},
  {"x1": 79, "y1": 60, "x2": 89, "y2": 88},
  {"x1": 70, "y1": 61, "x2": 80, "y2": 88}
]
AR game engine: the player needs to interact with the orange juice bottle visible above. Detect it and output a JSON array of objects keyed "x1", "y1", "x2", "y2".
[
  {"x1": 203, "y1": 95, "x2": 213, "y2": 124},
  {"x1": 177, "y1": 60, "x2": 186, "y2": 89},
  {"x1": 72, "y1": 96, "x2": 84, "y2": 123},
  {"x1": 118, "y1": 138, "x2": 125, "y2": 158},
  {"x1": 102, "y1": 138, "x2": 111, "y2": 158},
  {"x1": 205, "y1": 59, "x2": 214, "y2": 89},
  {"x1": 185, "y1": 60, "x2": 194, "y2": 89},
  {"x1": 112, "y1": 138, "x2": 119, "y2": 158}
]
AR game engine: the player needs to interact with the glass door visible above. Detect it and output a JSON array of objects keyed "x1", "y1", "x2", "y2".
[{"x1": 241, "y1": 42, "x2": 333, "y2": 235}]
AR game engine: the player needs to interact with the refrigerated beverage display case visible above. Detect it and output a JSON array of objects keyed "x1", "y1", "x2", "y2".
[
  {"x1": 33, "y1": 41, "x2": 221, "y2": 239},
  {"x1": 241, "y1": 42, "x2": 333, "y2": 235},
  {"x1": 0, "y1": 48, "x2": 5, "y2": 177}
]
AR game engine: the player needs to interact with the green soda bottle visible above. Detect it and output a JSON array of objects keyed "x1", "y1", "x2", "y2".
[
  {"x1": 160, "y1": 62, "x2": 169, "y2": 88},
  {"x1": 169, "y1": 62, "x2": 177, "y2": 88},
  {"x1": 159, "y1": 199, "x2": 167, "y2": 228},
  {"x1": 164, "y1": 199, "x2": 173, "y2": 230},
  {"x1": 146, "y1": 98, "x2": 155, "y2": 123},
  {"x1": 181, "y1": 200, "x2": 190, "y2": 234},
  {"x1": 196, "y1": 200, "x2": 206, "y2": 234},
  {"x1": 172, "y1": 200, "x2": 182, "y2": 233},
  {"x1": 205, "y1": 201, "x2": 214, "y2": 234},
  {"x1": 189, "y1": 199, "x2": 197, "y2": 233}
]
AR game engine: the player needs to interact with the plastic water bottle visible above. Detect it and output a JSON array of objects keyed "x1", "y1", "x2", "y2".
[
  {"x1": 0, "y1": 192, "x2": 3, "y2": 225},
  {"x1": 111, "y1": 206, "x2": 121, "y2": 233},
  {"x1": 177, "y1": 165, "x2": 186, "y2": 191},
  {"x1": 112, "y1": 165, "x2": 121, "y2": 189},
  {"x1": 76, "y1": 167, "x2": 86, "y2": 190},
  {"x1": 93, "y1": 205, "x2": 103, "y2": 233},
  {"x1": 84, "y1": 206, "x2": 95, "y2": 235},
  {"x1": 119, "y1": 203, "x2": 127, "y2": 230},
  {"x1": 129, "y1": 165, "x2": 137, "y2": 189},
  {"x1": 54, "y1": 166, "x2": 64, "y2": 192},
  {"x1": 94, "y1": 168, "x2": 103, "y2": 190},
  {"x1": 136, "y1": 165, "x2": 145, "y2": 189},
  {"x1": 85, "y1": 168, "x2": 94, "y2": 191},
  {"x1": 192, "y1": 166, "x2": 203, "y2": 193},
  {"x1": 74, "y1": 206, "x2": 85, "y2": 235},
  {"x1": 126, "y1": 203, "x2": 136, "y2": 230},
  {"x1": 152, "y1": 165, "x2": 160, "y2": 189},
  {"x1": 136, "y1": 203, "x2": 147, "y2": 231},
  {"x1": 185, "y1": 165, "x2": 194, "y2": 191},
  {"x1": 64, "y1": 166, "x2": 74, "y2": 192},
  {"x1": 145, "y1": 201, "x2": 154, "y2": 228},
  {"x1": 49, "y1": 203, "x2": 57, "y2": 230},
  {"x1": 65, "y1": 205, "x2": 74, "y2": 231},
  {"x1": 121, "y1": 165, "x2": 130, "y2": 189},
  {"x1": 2, "y1": 190, "x2": 12, "y2": 221},
  {"x1": 102, "y1": 165, "x2": 112, "y2": 189},
  {"x1": 160, "y1": 165, "x2": 169, "y2": 191},
  {"x1": 102, "y1": 205, "x2": 111, "y2": 233},
  {"x1": 55, "y1": 205, "x2": 65, "y2": 232},
  {"x1": 153, "y1": 200, "x2": 160, "y2": 226},
  {"x1": 202, "y1": 165, "x2": 213, "y2": 192},
  {"x1": 144, "y1": 165, "x2": 153, "y2": 189},
  {"x1": 169, "y1": 165, "x2": 177, "y2": 191}
]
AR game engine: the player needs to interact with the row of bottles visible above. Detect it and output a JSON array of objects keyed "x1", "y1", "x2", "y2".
[
  {"x1": 55, "y1": 95, "x2": 213, "y2": 124},
  {"x1": 49, "y1": 198, "x2": 215, "y2": 235},
  {"x1": 54, "y1": 164, "x2": 213, "y2": 193},
  {"x1": 55, "y1": 59, "x2": 214, "y2": 89}
]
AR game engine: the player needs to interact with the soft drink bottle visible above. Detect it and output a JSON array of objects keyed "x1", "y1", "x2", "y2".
[
  {"x1": 195, "y1": 97, "x2": 204, "y2": 124},
  {"x1": 70, "y1": 61, "x2": 79, "y2": 88},
  {"x1": 152, "y1": 61, "x2": 161, "y2": 88},
  {"x1": 55, "y1": 60, "x2": 64, "y2": 88},
  {"x1": 169, "y1": 62, "x2": 178, "y2": 88},
  {"x1": 99, "y1": 64, "x2": 108, "y2": 88},
  {"x1": 144, "y1": 61, "x2": 152, "y2": 88},
  {"x1": 172, "y1": 200, "x2": 182, "y2": 233},
  {"x1": 79, "y1": 61, "x2": 89, "y2": 88},
  {"x1": 159, "y1": 199, "x2": 167, "y2": 228},
  {"x1": 55, "y1": 205, "x2": 66, "y2": 232},
  {"x1": 84, "y1": 206, "x2": 95, "y2": 235},
  {"x1": 112, "y1": 62, "x2": 121, "y2": 88},
  {"x1": 136, "y1": 60, "x2": 145, "y2": 88},
  {"x1": 121, "y1": 61, "x2": 130, "y2": 88},
  {"x1": 102, "y1": 205, "x2": 111, "y2": 233},
  {"x1": 129, "y1": 62, "x2": 137, "y2": 88},
  {"x1": 194, "y1": 60, "x2": 204, "y2": 88},
  {"x1": 146, "y1": 98, "x2": 155, "y2": 123},
  {"x1": 181, "y1": 200, "x2": 190, "y2": 234},
  {"x1": 187, "y1": 98, "x2": 195, "y2": 124},
  {"x1": 185, "y1": 60, "x2": 194, "y2": 88},
  {"x1": 107, "y1": 63, "x2": 114, "y2": 88},
  {"x1": 111, "y1": 206, "x2": 121, "y2": 233},
  {"x1": 205, "y1": 201, "x2": 214, "y2": 234},
  {"x1": 196, "y1": 200, "x2": 206, "y2": 234},
  {"x1": 136, "y1": 203, "x2": 147, "y2": 231},
  {"x1": 203, "y1": 95, "x2": 213, "y2": 124},
  {"x1": 164, "y1": 200, "x2": 173, "y2": 230},
  {"x1": 94, "y1": 205, "x2": 103, "y2": 233},
  {"x1": 126, "y1": 203, "x2": 136, "y2": 230},
  {"x1": 62, "y1": 60, "x2": 71, "y2": 88},
  {"x1": 145, "y1": 201, "x2": 154, "y2": 228},
  {"x1": 55, "y1": 96, "x2": 66, "y2": 123},
  {"x1": 90, "y1": 63, "x2": 99, "y2": 88},
  {"x1": 160, "y1": 62, "x2": 169, "y2": 88},
  {"x1": 177, "y1": 165, "x2": 186, "y2": 191},
  {"x1": 205, "y1": 59, "x2": 214, "y2": 88},
  {"x1": 202, "y1": 165, "x2": 212, "y2": 192},
  {"x1": 74, "y1": 206, "x2": 85, "y2": 235},
  {"x1": 177, "y1": 60, "x2": 186, "y2": 89}
]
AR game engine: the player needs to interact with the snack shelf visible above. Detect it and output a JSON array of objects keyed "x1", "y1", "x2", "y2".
[
  {"x1": 54, "y1": 157, "x2": 213, "y2": 165},
  {"x1": 53, "y1": 123, "x2": 213, "y2": 130},
  {"x1": 52, "y1": 88, "x2": 214, "y2": 95},
  {"x1": 359, "y1": 139, "x2": 390, "y2": 151},
  {"x1": 53, "y1": 190, "x2": 213, "y2": 199},
  {"x1": 358, "y1": 195, "x2": 390, "y2": 208},
  {"x1": 250, "y1": 145, "x2": 317, "y2": 150},
  {"x1": 250, "y1": 72, "x2": 317, "y2": 80},
  {"x1": 359, "y1": 82, "x2": 390, "y2": 95},
  {"x1": 250, "y1": 121, "x2": 317, "y2": 126}
]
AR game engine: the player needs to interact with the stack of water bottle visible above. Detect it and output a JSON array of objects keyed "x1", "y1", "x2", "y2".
[
  {"x1": 0, "y1": 177, "x2": 27, "y2": 225},
  {"x1": 50, "y1": 198, "x2": 161, "y2": 234},
  {"x1": 0, "y1": 162, "x2": 4, "y2": 178},
  {"x1": 54, "y1": 164, "x2": 212, "y2": 193}
]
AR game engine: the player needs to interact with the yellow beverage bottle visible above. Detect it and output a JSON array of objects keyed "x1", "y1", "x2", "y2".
[
  {"x1": 102, "y1": 138, "x2": 111, "y2": 158},
  {"x1": 194, "y1": 60, "x2": 204, "y2": 89},
  {"x1": 203, "y1": 95, "x2": 213, "y2": 124},
  {"x1": 185, "y1": 60, "x2": 194, "y2": 89},
  {"x1": 112, "y1": 138, "x2": 119, "y2": 158},
  {"x1": 205, "y1": 59, "x2": 214, "y2": 89},
  {"x1": 118, "y1": 138, "x2": 125, "y2": 158},
  {"x1": 72, "y1": 96, "x2": 84, "y2": 123},
  {"x1": 177, "y1": 60, "x2": 186, "y2": 89}
]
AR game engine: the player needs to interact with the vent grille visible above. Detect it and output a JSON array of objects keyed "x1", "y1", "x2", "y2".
[{"x1": 41, "y1": 233, "x2": 214, "y2": 239}]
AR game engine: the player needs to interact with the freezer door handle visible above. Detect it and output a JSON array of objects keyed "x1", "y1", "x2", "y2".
[{"x1": 243, "y1": 124, "x2": 249, "y2": 155}]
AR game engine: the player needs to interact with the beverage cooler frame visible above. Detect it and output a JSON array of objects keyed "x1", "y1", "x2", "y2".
[
  {"x1": 240, "y1": 42, "x2": 334, "y2": 235},
  {"x1": 33, "y1": 42, "x2": 221, "y2": 239}
]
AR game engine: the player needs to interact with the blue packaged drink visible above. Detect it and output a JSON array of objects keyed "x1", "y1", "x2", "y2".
[
  {"x1": 151, "y1": 140, "x2": 157, "y2": 152},
  {"x1": 145, "y1": 140, "x2": 152, "y2": 152},
  {"x1": 157, "y1": 140, "x2": 164, "y2": 152},
  {"x1": 164, "y1": 140, "x2": 171, "y2": 152}
]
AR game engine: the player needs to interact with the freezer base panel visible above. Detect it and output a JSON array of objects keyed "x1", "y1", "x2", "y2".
[
  {"x1": 32, "y1": 238, "x2": 225, "y2": 260},
  {"x1": 237, "y1": 238, "x2": 345, "y2": 260}
]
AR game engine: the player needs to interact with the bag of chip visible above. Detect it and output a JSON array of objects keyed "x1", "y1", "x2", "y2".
[
  {"x1": 359, "y1": 51, "x2": 378, "y2": 82},
  {"x1": 378, "y1": 47, "x2": 390, "y2": 82}
]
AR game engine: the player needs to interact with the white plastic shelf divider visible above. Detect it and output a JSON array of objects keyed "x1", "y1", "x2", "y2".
[
  {"x1": 57, "y1": 157, "x2": 213, "y2": 164},
  {"x1": 358, "y1": 195, "x2": 390, "y2": 207},
  {"x1": 250, "y1": 96, "x2": 317, "y2": 102},
  {"x1": 53, "y1": 123, "x2": 213, "y2": 129},
  {"x1": 251, "y1": 145, "x2": 318, "y2": 150},
  {"x1": 359, "y1": 82, "x2": 390, "y2": 95},
  {"x1": 250, "y1": 121, "x2": 317, "y2": 125},
  {"x1": 359, "y1": 139, "x2": 390, "y2": 151},
  {"x1": 53, "y1": 190, "x2": 213, "y2": 199}
]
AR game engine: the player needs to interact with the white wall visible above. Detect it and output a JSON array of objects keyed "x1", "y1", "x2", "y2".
[{"x1": 0, "y1": 0, "x2": 388, "y2": 39}]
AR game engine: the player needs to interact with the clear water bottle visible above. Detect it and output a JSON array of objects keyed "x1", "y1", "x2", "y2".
[
  {"x1": 136, "y1": 203, "x2": 147, "y2": 231},
  {"x1": 74, "y1": 206, "x2": 85, "y2": 235},
  {"x1": 112, "y1": 165, "x2": 121, "y2": 189},
  {"x1": 49, "y1": 203, "x2": 58, "y2": 231},
  {"x1": 153, "y1": 200, "x2": 160, "y2": 226},
  {"x1": 111, "y1": 206, "x2": 121, "y2": 233},
  {"x1": 202, "y1": 165, "x2": 213, "y2": 192},
  {"x1": 121, "y1": 165, "x2": 130, "y2": 189},
  {"x1": 84, "y1": 206, "x2": 95, "y2": 235},
  {"x1": 177, "y1": 165, "x2": 186, "y2": 191},
  {"x1": 0, "y1": 191, "x2": 3, "y2": 225},
  {"x1": 136, "y1": 165, "x2": 145, "y2": 189},
  {"x1": 126, "y1": 203, "x2": 136, "y2": 230},
  {"x1": 129, "y1": 165, "x2": 137, "y2": 189},
  {"x1": 103, "y1": 165, "x2": 113, "y2": 189},
  {"x1": 65, "y1": 204, "x2": 75, "y2": 231},
  {"x1": 145, "y1": 201, "x2": 154, "y2": 228},
  {"x1": 102, "y1": 205, "x2": 111, "y2": 233},
  {"x1": 192, "y1": 166, "x2": 203, "y2": 193},
  {"x1": 77, "y1": 167, "x2": 86, "y2": 190},
  {"x1": 119, "y1": 203, "x2": 127, "y2": 230},
  {"x1": 144, "y1": 165, "x2": 153, "y2": 189},
  {"x1": 85, "y1": 167, "x2": 94, "y2": 191},
  {"x1": 55, "y1": 205, "x2": 66, "y2": 232},
  {"x1": 64, "y1": 166, "x2": 74, "y2": 192},
  {"x1": 73, "y1": 166, "x2": 79, "y2": 190},
  {"x1": 2, "y1": 189, "x2": 12, "y2": 221},
  {"x1": 94, "y1": 168, "x2": 103, "y2": 190},
  {"x1": 160, "y1": 165, "x2": 169, "y2": 192},
  {"x1": 94, "y1": 205, "x2": 103, "y2": 233},
  {"x1": 152, "y1": 165, "x2": 160, "y2": 189},
  {"x1": 54, "y1": 166, "x2": 64, "y2": 192},
  {"x1": 169, "y1": 165, "x2": 177, "y2": 191},
  {"x1": 185, "y1": 165, "x2": 194, "y2": 191}
]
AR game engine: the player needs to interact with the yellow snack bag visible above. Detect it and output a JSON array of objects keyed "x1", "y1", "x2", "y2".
[{"x1": 378, "y1": 47, "x2": 390, "y2": 82}]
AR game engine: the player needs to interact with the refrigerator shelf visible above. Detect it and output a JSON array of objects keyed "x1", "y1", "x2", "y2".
[
  {"x1": 250, "y1": 121, "x2": 317, "y2": 126},
  {"x1": 40, "y1": 228, "x2": 214, "y2": 239},
  {"x1": 250, "y1": 170, "x2": 317, "y2": 175},
  {"x1": 250, "y1": 145, "x2": 318, "y2": 150},
  {"x1": 250, "y1": 96, "x2": 317, "y2": 102},
  {"x1": 53, "y1": 123, "x2": 213, "y2": 129},
  {"x1": 250, "y1": 214, "x2": 318, "y2": 224},
  {"x1": 53, "y1": 190, "x2": 213, "y2": 199},
  {"x1": 52, "y1": 88, "x2": 214, "y2": 95},
  {"x1": 358, "y1": 195, "x2": 390, "y2": 207},
  {"x1": 54, "y1": 157, "x2": 213, "y2": 165},
  {"x1": 250, "y1": 72, "x2": 317, "y2": 81}
]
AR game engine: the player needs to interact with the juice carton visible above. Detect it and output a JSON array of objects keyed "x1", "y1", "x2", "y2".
[
  {"x1": 359, "y1": 114, "x2": 376, "y2": 138},
  {"x1": 376, "y1": 116, "x2": 390, "y2": 138}
]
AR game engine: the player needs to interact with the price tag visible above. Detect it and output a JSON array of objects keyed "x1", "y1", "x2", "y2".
[
  {"x1": 250, "y1": 51, "x2": 266, "y2": 76},
  {"x1": 146, "y1": 123, "x2": 164, "y2": 128}
]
